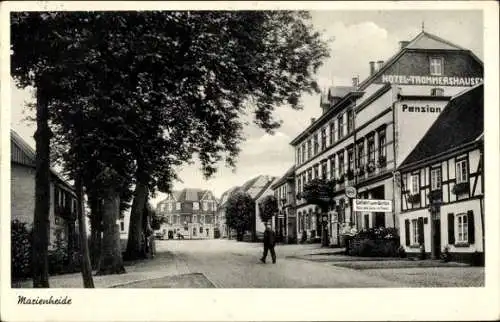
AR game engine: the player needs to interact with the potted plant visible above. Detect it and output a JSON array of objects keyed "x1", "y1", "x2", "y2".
[
  {"x1": 337, "y1": 174, "x2": 345, "y2": 184},
  {"x1": 452, "y1": 182, "x2": 469, "y2": 195},
  {"x1": 407, "y1": 193, "x2": 420, "y2": 204},
  {"x1": 366, "y1": 162, "x2": 376, "y2": 173},
  {"x1": 378, "y1": 155, "x2": 387, "y2": 167},
  {"x1": 427, "y1": 189, "x2": 443, "y2": 202}
]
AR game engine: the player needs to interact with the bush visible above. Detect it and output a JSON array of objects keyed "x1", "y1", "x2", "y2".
[
  {"x1": 11, "y1": 220, "x2": 32, "y2": 280},
  {"x1": 398, "y1": 246, "x2": 407, "y2": 258}
]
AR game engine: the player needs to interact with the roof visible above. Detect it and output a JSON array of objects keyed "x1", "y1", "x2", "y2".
[
  {"x1": 328, "y1": 86, "x2": 354, "y2": 99},
  {"x1": 399, "y1": 83, "x2": 483, "y2": 169},
  {"x1": 270, "y1": 165, "x2": 295, "y2": 190},
  {"x1": 218, "y1": 175, "x2": 276, "y2": 207},
  {"x1": 11, "y1": 130, "x2": 75, "y2": 192},
  {"x1": 254, "y1": 177, "x2": 279, "y2": 201},
  {"x1": 159, "y1": 188, "x2": 215, "y2": 204},
  {"x1": 358, "y1": 31, "x2": 483, "y2": 91}
]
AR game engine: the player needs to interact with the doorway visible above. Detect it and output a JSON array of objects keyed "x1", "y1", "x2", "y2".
[{"x1": 432, "y1": 209, "x2": 441, "y2": 257}]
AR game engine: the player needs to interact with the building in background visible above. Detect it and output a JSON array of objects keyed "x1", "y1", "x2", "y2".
[
  {"x1": 217, "y1": 175, "x2": 276, "y2": 240},
  {"x1": 156, "y1": 188, "x2": 218, "y2": 239},
  {"x1": 270, "y1": 165, "x2": 297, "y2": 244},
  {"x1": 254, "y1": 177, "x2": 280, "y2": 240},
  {"x1": 397, "y1": 83, "x2": 484, "y2": 264},
  {"x1": 290, "y1": 30, "x2": 483, "y2": 246},
  {"x1": 11, "y1": 130, "x2": 78, "y2": 247}
]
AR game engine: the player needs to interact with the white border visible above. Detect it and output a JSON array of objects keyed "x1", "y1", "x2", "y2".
[{"x1": 1, "y1": 1, "x2": 499, "y2": 321}]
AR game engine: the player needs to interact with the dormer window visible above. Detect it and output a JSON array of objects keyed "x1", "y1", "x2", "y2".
[{"x1": 430, "y1": 57, "x2": 443, "y2": 76}]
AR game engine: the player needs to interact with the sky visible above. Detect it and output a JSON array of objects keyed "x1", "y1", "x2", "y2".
[{"x1": 9, "y1": 9, "x2": 484, "y2": 205}]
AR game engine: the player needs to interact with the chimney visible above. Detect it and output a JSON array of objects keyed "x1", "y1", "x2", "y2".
[
  {"x1": 399, "y1": 40, "x2": 410, "y2": 49},
  {"x1": 352, "y1": 76, "x2": 359, "y2": 88},
  {"x1": 369, "y1": 61, "x2": 376, "y2": 75},
  {"x1": 377, "y1": 60, "x2": 384, "y2": 71},
  {"x1": 311, "y1": 117, "x2": 316, "y2": 124}
]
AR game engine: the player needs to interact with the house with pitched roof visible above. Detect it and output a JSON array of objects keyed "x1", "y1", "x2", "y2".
[
  {"x1": 217, "y1": 175, "x2": 276, "y2": 240},
  {"x1": 290, "y1": 30, "x2": 483, "y2": 246},
  {"x1": 269, "y1": 165, "x2": 297, "y2": 243},
  {"x1": 397, "y1": 83, "x2": 484, "y2": 264},
  {"x1": 156, "y1": 188, "x2": 218, "y2": 239},
  {"x1": 11, "y1": 130, "x2": 78, "y2": 247}
]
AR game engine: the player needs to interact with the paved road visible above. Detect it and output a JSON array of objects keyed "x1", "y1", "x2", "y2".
[{"x1": 158, "y1": 239, "x2": 406, "y2": 288}]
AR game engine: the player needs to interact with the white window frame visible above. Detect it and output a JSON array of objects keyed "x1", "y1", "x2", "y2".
[
  {"x1": 176, "y1": 202, "x2": 181, "y2": 210},
  {"x1": 456, "y1": 159, "x2": 468, "y2": 183},
  {"x1": 193, "y1": 202, "x2": 199, "y2": 210},
  {"x1": 456, "y1": 213, "x2": 468, "y2": 243},
  {"x1": 168, "y1": 202, "x2": 173, "y2": 211},
  {"x1": 431, "y1": 167, "x2": 442, "y2": 191},
  {"x1": 411, "y1": 219, "x2": 419, "y2": 244},
  {"x1": 430, "y1": 57, "x2": 443, "y2": 76},
  {"x1": 203, "y1": 201, "x2": 208, "y2": 211},
  {"x1": 201, "y1": 215, "x2": 205, "y2": 224},
  {"x1": 410, "y1": 174, "x2": 420, "y2": 195}
]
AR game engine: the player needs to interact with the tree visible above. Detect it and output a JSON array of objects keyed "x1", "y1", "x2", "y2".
[
  {"x1": 301, "y1": 178, "x2": 336, "y2": 246},
  {"x1": 225, "y1": 191, "x2": 255, "y2": 241},
  {"x1": 259, "y1": 195, "x2": 278, "y2": 224}
]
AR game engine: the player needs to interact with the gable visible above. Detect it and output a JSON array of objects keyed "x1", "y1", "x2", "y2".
[{"x1": 406, "y1": 32, "x2": 465, "y2": 51}]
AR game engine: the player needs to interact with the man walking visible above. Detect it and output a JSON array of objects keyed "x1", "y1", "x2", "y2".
[{"x1": 260, "y1": 223, "x2": 277, "y2": 264}]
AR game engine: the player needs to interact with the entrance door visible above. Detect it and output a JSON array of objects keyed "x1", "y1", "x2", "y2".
[{"x1": 433, "y1": 209, "x2": 441, "y2": 257}]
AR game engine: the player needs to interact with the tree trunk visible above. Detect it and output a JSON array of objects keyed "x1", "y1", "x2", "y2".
[
  {"x1": 76, "y1": 175, "x2": 94, "y2": 287},
  {"x1": 66, "y1": 220, "x2": 76, "y2": 270},
  {"x1": 97, "y1": 187, "x2": 125, "y2": 275},
  {"x1": 89, "y1": 195, "x2": 102, "y2": 269},
  {"x1": 32, "y1": 87, "x2": 50, "y2": 288},
  {"x1": 125, "y1": 170, "x2": 149, "y2": 260}
]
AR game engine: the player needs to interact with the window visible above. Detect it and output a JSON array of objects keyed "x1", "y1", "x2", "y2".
[
  {"x1": 456, "y1": 213, "x2": 468, "y2": 243},
  {"x1": 297, "y1": 177, "x2": 302, "y2": 194},
  {"x1": 297, "y1": 147, "x2": 301, "y2": 164},
  {"x1": 176, "y1": 202, "x2": 181, "y2": 210},
  {"x1": 338, "y1": 151, "x2": 345, "y2": 175},
  {"x1": 367, "y1": 136, "x2": 375, "y2": 163},
  {"x1": 201, "y1": 215, "x2": 205, "y2": 224},
  {"x1": 193, "y1": 202, "x2": 199, "y2": 210},
  {"x1": 347, "y1": 110, "x2": 354, "y2": 134},
  {"x1": 431, "y1": 167, "x2": 442, "y2": 191},
  {"x1": 200, "y1": 226, "x2": 203, "y2": 234},
  {"x1": 456, "y1": 159, "x2": 468, "y2": 183},
  {"x1": 168, "y1": 203, "x2": 173, "y2": 211},
  {"x1": 411, "y1": 174, "x2": 420, "y2": 195},
  {"x1": 307, "y1": 168, "x2": 312, "y2": 182},
  {"x1": 337, "y1": 115, "x2": 344, "y2": 139},
  {"x1": 203, "y1": 201, "x2": 208, "y2": 211},
  {"x1": 321, "y1": 160, "x2": 327, "y2": 179},
  {"x1": 402, "y1": 175, "x2": 408, "y2": 192},
  {"x1": 313, "y1": 164, "x2": 319, "y2": 179},
  {"x1": 431, "y1": 88, "x2": 444, "y2": 96},
  {"x1": 356, "y1": 141, "x2": 364, "y2": 168},
  {"x1": 329, "y1": 156, "x2": 336, "y2": 179},
  {"x1": 307, "y1": 140, "x2": 312, "y2": 159},
  {"x1": 193, "y1": 215, "x2": 197, "y2": 223},
  {"x1": 313, "y1": 133, "x2": 319, "y2": 155},
  {"x1": 329, "y1": 123, "x2": 335, "y2": 145},
  {"x1": 378, "y1": 129, "x2": 386, "y2": 157},
  {"x1": 120, "y1": 221, "x2": 125, "y2": 231},
  {"x1": 321, "y1": 128, "x2": 327, "y2": 151},
  {"x1": 430, "y1": 57, "x2": 443, "y2": 76},
  {"x1": 347, "y1": 148, "x2": 354, "y2": 171},
  {"x1": 411, "y1": 219, "x2": 419, "y2": 244},
  {"x1": 302, "y1": 143, "x2": 306, "y2": 162}
]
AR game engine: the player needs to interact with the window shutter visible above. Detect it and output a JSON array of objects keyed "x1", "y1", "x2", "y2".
[
  {"x1": 467, "y1": 210, "x2": 475, "y2": 244},
  {"x1": 448, "y1": 213, "x2": 455, "y2": 244},
  {"x1": 405, "y1": 219, "x2": 410, "y2": 246},
  {"x1": 417, "y1": 217, "x2": 424, "y2": 244}
]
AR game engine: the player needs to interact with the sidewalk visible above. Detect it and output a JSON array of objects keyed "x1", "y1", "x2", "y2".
[{"x1": 12, "y1": 251, "x2": 190, "y2": 288}]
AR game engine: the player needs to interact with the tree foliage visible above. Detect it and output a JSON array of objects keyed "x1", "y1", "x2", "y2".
[
  {"x1": 225, "y1": 191, "x2": 255, "y2": 238},
  {"x1": 259, "y1": 195, "x2": 278, "y2": 224},
  {"x1": 301, "y1": 178, "x2": 336, "y2": 212}
]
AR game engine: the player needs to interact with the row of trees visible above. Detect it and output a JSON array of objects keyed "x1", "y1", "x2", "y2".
[{"x1": 11, "y1": 11, "x2": 329, "y2": 287}]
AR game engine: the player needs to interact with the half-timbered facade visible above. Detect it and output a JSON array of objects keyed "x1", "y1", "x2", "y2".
[{"x1": 397, "y1": 84, "x2": 484, "y2": 264}]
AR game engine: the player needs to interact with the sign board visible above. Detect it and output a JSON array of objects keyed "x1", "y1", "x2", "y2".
[
  {"x1": 381, "y1": 74, "x2": 483, "y2": 87},
  {"x1": 345, "y1": 186, "x2": 357, "y2": 199},
  {"x1": 353, "y1": 199, "x2": 393, "y2": 212}
]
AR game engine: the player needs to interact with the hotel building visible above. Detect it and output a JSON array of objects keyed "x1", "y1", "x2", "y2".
[{"x1": 290, "y1": 31, "x2": 483, "y2": 245}]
